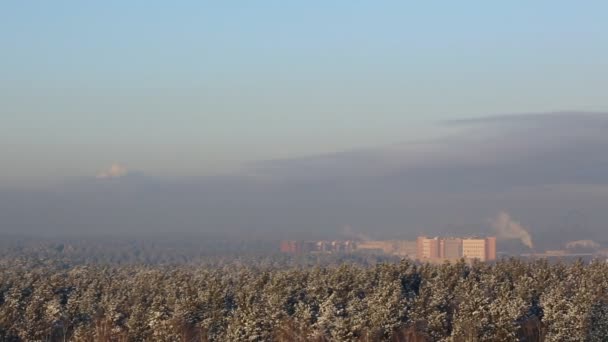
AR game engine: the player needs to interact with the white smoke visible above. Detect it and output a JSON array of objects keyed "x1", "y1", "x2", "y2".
[
  {"x1": 491, "y1": 211, "x2": 533, "y2": 249},
  {"x1": 565, "y1": 240, "x2": 600, "y2": 250},
  {"x1": 96, "y1": 163, "x2": 129, "y2": 179},
  {"x1": 341, "y1": 225, "x2": 371, "y2": 241}
]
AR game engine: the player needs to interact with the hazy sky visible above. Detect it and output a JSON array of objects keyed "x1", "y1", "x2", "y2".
[
  {"x1": 2, "y1": 1, "x2": 608, "y2": 185},
  {"x1": 2, "y1": 112, "x2": 608, "y2": 247}
]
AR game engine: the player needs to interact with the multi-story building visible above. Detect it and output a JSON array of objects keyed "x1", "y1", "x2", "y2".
[
  {"x1": 417, "y1": 236, "x2": 440, "y2": 259},
  {"x1": 280, "y1": 236, "x2": 497, "y2": 261},
  {"x1": 462, "y1": 238, "x2": 487, "y2": 261},
  {"x1": 280, "y1": 240, "x2": 301, "y2": 254},
  {"x1": 440, "y1": 237, "x2": 462, "y2": 259},
  {"x1": 356, "y1": 240, "x2": 418, "y2": 257},
  {"x1": 394, "y1": 240, "x2": 418, "y2": 258},
  {"x1": 485, "y1": 237, "x2": 497, "y2": 261},
  {"x1": 356, "y1": 241, "x2": 395, "y2": 254},
  {"x1": 330, "y1": 240, "x2": 355, "y2": 253},
  {"x1": 461, "y1": 237, "x2": 497, "y2": 261},
  {"x1": 316, "y1": 240, "x2": 330, "y2": 252},
  {"x1": 416, "y1": 236, "x2": 497, "y2": 262}
]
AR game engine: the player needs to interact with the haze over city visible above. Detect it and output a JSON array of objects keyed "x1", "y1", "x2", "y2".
[
  {"x1": 4, "y1": 2, "x2": 608, "y2": 341},
  {"x1": 2, "y1": 2, "x2": 608, "y2": 253}
]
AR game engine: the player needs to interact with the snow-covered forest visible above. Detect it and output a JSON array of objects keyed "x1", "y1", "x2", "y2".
[{"x1": 1, "y1": 247, "x2": 608, "y2": 342}]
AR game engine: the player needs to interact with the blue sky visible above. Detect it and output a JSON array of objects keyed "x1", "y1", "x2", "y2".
[{"x1": 2, "y1": 1, "x2": 608, "y2": 185}]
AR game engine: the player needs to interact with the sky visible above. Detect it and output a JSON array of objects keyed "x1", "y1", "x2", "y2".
[
  {"x1": 2, "y1": 1, "x2": 608, "y2": 185},
  {"x1": 2, "y1": 112, "x2": 608, "y2": 248},
  {"x1": 2, "y1": 2, "x2": 608, "y2": 245}
]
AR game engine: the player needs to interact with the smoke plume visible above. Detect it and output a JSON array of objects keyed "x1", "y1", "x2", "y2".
[
  {"x1": 341, "y1": 225, "x2": 371, "y2": 241},
  {"x1": 491, "y1": 211, "x2": 533, "y2": 249}
]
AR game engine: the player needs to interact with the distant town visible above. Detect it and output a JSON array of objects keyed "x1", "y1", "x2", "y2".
[
  {"x1": 281, "y1": 236, "x2": 496, "y2": 262},
  {"x1": 281, "y1": 236, "x2": 608, "y2": 263}
]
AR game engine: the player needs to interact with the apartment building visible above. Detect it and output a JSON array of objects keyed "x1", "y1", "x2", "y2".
[
  {"x1": 417, "y1": 236, "x2": 497, "y2": 262},
  {"x1": 461, "y1": 237, "x2": 497, "y2": 261},
  {"x1": 440, "y1": 237, "x2": 463, "y2": 259},
  {"x1": 417, "y1": 236, "x2": 440, "y2": 259}
]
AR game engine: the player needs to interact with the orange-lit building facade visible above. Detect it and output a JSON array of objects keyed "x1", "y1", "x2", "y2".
[
  {"x1": 417, "y1": 236, "x2": 440, "y2": 259},
  {"x1": 280, "y1": 236, "x2": 497, "y2": 261},
  {"x1": 462, "y1": 238, "x2": 487, "y2": 261},
  {"x1": 280, "y1": 240, "x2": 302, "y2": 254},
  {"x1": 440, "y1": 238, "x2": 463, "y2": 259},
  {"x1": 417, "y1": 236, "x2": 497, "y2": 262},
  {"x1": 486, "y1": 236, "x2": 497, "y2": 261}
]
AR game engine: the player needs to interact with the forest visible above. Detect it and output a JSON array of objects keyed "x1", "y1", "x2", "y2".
[{"x1": 1, "y1": 238, "x2": 608, "y2": 342}]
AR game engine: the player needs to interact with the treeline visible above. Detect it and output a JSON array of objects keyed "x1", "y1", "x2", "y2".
[
  {"x1": 1, "y1": 258, "x2": 608, "y2": 341},
  {"x1": 0, "y1": 236, "x2": 399, "y2": 267},
  {"x1": 0, "y1": 235, "x2": 277, "y2": 265}
]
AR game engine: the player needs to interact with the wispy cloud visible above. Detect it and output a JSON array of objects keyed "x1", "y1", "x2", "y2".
[
  {"x1": 249, "y1": 112, "x2": 608, "y2": 190},
  {"x1": 441, "y1": 111, "x2": 608, "y2": 126}
]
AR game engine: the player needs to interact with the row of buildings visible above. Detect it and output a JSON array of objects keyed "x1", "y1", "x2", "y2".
[
  {"x1": 279, "y1": 240, "x2": 356, "y2": 254},
  {"x1": 280, "y1": 236, "x2": 497, "y2": 262},
  {"x1": 356, "y1": 240, "x2": 417, "y2": 257},
  {"x1": 416, "y1": 236, "x2": 497, "y2": 262}
]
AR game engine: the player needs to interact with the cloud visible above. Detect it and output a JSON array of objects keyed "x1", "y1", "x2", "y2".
[
  {"x1": 249, "y1": 112, "x2": 608, "y2": 191},
  {"x1": 96, "y1": 163, "x2": 129, "y2": 179},
  {"x1": 442, "y1": 111, "x2": 608, "y2": 127},
  {"x1": 3, "y1": 112, "x2": 608, "y2": 246}
]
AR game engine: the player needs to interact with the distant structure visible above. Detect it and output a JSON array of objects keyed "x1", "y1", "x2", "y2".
[
  {"x1": 416, "y1": 236, "x2": 440, "y2": 259},
  {"x1": 462, "y1": 237, "x2": 496, "y2": 261},
  {"x1": 417, "y1": 236, "x2": 497, "y2": 262},
  {"x1": 356, "y1": 240, "x2": 417, "y2": 257},
  {"x1": 441, "y1": 237, "x2": 463, "y2": 259},
  {"x1": 280, "y1": 236, "x2": 497, "y2": 262},
  {"x1": 280, "y1": 240, "x2": 302, "y2": 254},
  {"x1": 280, "y1": 240, "x2": 355, "y2": 254}
]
